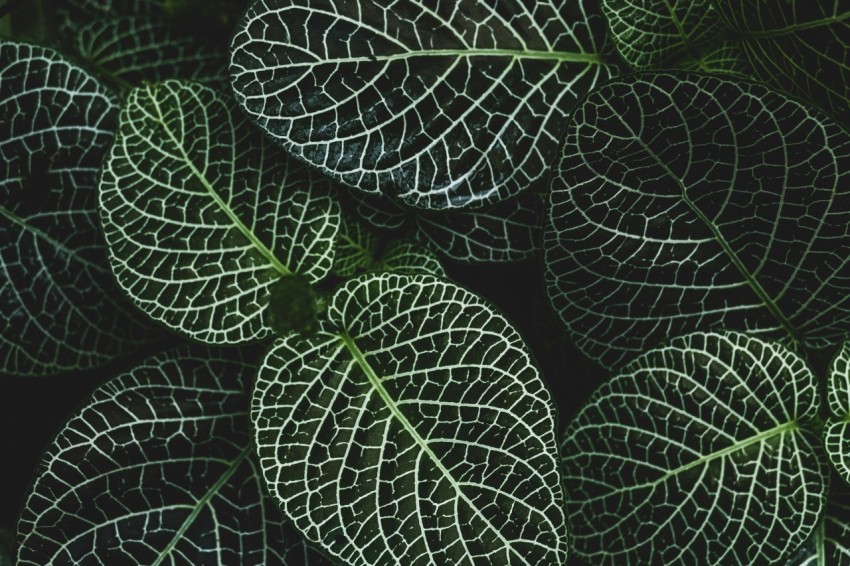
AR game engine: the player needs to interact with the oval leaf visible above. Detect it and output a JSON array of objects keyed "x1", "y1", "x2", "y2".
[
  {"x1": 713, "y1": 1, "x2": 850, "y2": 128},
  {"x1": 544, "y1": 71, "x2": 850, "y2": 370},
  {"x1": 253, "y1": 272, "x2": 567, "y2": 565},
  {"x1": 827, "y1": 343, "x2": 850, "y2": 485},
  {"x1": 562, "y1": 331, "x2": 827, "y2": 564},
  {"x1": 0, "y1": 40, "x2": 152, "y2": 376},
  {"x1": 100, "y1": 80, "x2": 341, "y2": 344},
  {"x1": 16, "y1": 346, "x2": 330, "y2": 565},
  {"x1": 378, "y1": 240, "x2": 446, "y2": 277},
  {"x1": 230, "y1": 0, "x2": 611, "y2": 209}
]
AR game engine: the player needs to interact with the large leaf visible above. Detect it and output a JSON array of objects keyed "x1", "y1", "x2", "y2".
[
  {"x1": 544, "y1": 71, "x2": 850, "y2": 370},
  {"x1": 562, "y1": 331, "x2": 827, "y2": 565},
  {"x1": 713, "y1": 1, "x2": 850, "y2": 128},
  {"x1": 0, "y1": 40, "x2": 152, "y2": 376},
  {"x1": 100, "y1": 80, "x2": 341, "y2": 344},
  {"x1": 230, "y1": 0, "x2": 612, "y2": 210},
  {"x1": 16, "y1": 346, "x2": 330, "y2": 565},
  {"x1": 602, "y1": 0, "x2": 748, "y2": 74},
  {"x1": 827, "y1": 343, "x2": 850, "y2": 485},
  {"x1": 788, "y1": 482, "x2": 850, "y2": 565},
  {"x1": 253, "y1": 272, "x2": 567, "y2": 565}
]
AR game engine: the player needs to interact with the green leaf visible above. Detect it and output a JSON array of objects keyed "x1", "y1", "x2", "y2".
[
  {"x1": 602, "y1": 0, "x2": 748, "y2": 73},
  {"x1": 713, "y1": 1, "x2": 850, "y2": 128},
  {"x1": 331, "y1": 216, "x2": 379, "y2": 278},
  {"x1": 266, "y1": 274, "x2": 320, "y2": 337},
  {"x1": 826, "y1": 343, "x2": 850, "y2": 485},
  {"x1": 562, "y1": 331, "x2": 827, "y2": 565},
  {"x1": 544, "y1": 71, "x2": 850, "y2": 370},
  {"x1": 0, "y1": 40, "x2": 153, "y2": 376},
  {"x1": 99, "y1": 80, "x2": 341, "y2": 344},
  {"x1": 253, "y1": 272, "x2": 567, "y2": 565},
  {"x1": 15, "y1": 346, "x2": 332, "y2": 565},
  {"x1": 230, "y1": 0, "x2": 613, "y2": 210},
  {"x1": 787, "y1": 482, "x2": 850, "y2": 565},
  {"x1": 71, "y1": 15, "x2": 229, "y2": 87}
]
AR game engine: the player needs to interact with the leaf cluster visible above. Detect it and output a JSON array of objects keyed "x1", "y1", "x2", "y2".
[{"x1": 2, "y1": 0, "x2": 850, "y2": 565}]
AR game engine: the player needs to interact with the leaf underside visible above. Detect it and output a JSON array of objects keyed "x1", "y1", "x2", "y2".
[
  {"x1": 562, "y1": 331, "x2": 827, "y2": 565},
  {"x1": 230, "y1": 0, "x2": 612, "y2": 210},
  {"x1": 253, "y1": 272, "x2": 567, "y2": 565}
]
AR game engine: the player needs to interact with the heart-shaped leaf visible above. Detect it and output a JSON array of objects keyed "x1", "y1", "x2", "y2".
[
  {"x1": 0, "y1": 40, "x2": 153, "y2": 376},
  {"x1": 253, "y1": 272, "x2": 567, "y2": 565},
  {"x1": 826, "y1": 343, "x2": 850, "y2": 485},
  {"x1": 713, "y1": 1, "x2": 850, "y2": 128},
  {"x1": 230, "y1": 0, "x2": 612, "y2": 209},
  {"x1": 99, "y1": 80, "x2": 341, "y2": 344},
  {"x1": 16, "y1": 346, "x2": 331, "y2": 565},
  {"x1": 544, "y1": 71, "x2": 850, "y2": 370},
  {"x1": 562, "y1": 331, "x2": 827, "y2": 564},
  {"x1": 602, "y1": 0, "x2": 748, "y2": 74}
]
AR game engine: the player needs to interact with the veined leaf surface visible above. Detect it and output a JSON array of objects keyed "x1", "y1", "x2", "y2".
[
  {"x1": 230, "y1": 0, "x2": 611, "y2": 210},
  {"x1": 100, "y1": 80, "x2": 341, "y2": 344},
  {"x1": 713, "y1": 1, "x2": 850, "y2": 128},
  {"x1": 544, "y1": 72, "x2": 850, "y2": 370},
  {"x1": 16, "y1": 346, "x2": 331, "y2": 565},
  {"x1": 0, "y1": 40, "x2": 152, "y2": 376},
  {"x1": 253, "y1": 272, "x2": 567, "y2": 565},
  {"x1": 787, "y1": 482, "x2": 850, "y2": 565},
  {"x1": 602, "y1": 0, "x2": 748, "y2": 73},
  {"x1": 73, "y1": 16, "x2": 229, "y2": 86},
  {"x1": 827, "y1": 343, "x2": 850, "y2": 485},
  {"x1": 562, "y1": 331, "x2": 827, "y2": 564}
]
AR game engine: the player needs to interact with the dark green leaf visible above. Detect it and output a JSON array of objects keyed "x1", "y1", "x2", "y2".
[
  {"x1": 230, "y1": 0, "x2": 613, "y2": 209},
  {"x1": 713, "y1": 1, "x2": 850, "y2": 128},
  {"x1": 544, "y1": 71, "x2": 850, "y2": 370},
  {"x1": 16, "y1": 346, "x2": 331, "y2": 565},
  {"x1": 253, "y1": 272, "x2": 568, "y2": 564},
  {"x1": 827, "y1": 343, "x2": 850, "y2": 485},
  {"x1": 99, "y1": 80, "x2": 341, "y2": 344},
  {"x1": 562, "y1": 331, "x2": 827, "y2": 564},
  {"x1": 0, "y1": 40, "x2": 153, "y2": 376}
]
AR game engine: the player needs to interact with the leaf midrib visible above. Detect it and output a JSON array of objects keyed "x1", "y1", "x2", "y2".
[
  {"x1": 143, "y1": 85, "x2": 291, "y2": 276},
  {"x1": 649, "y1": 420, "x2": 799, "y2": 487},
  {"x1": 0, "y1": 202, "x2": 108, "y2": 273},
  {"x1": 284, "y1": 48, "x2": 603, "y2": 67},
  {"x1": 151, "y1": 445, "x2": 251, "y2": 566},
  {"x1": 613, "y1": 105, "x2": 803, "y2": 343},
  {"x1": 338, "y1": 332, "x2": 532, "y2": 565}
]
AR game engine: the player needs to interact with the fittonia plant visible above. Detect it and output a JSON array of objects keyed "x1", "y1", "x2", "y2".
[{"x1": 2, "y1": 0, "x2": 850, "y2": 564}]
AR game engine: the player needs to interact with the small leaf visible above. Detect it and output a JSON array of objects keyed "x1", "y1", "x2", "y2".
[
  {"x1": 0, "y1": 40, "x2": 153, "y2": 376},
  {"x1": 826, "y1": 342, "x2": 850, "y2": 485},
  {"x1": 16, "y1": 346, "x2": 331, "y2": 565},
  {"x1": 253, "y1": 272, "x2": 568, "y2": 565},
  {"x1": 544, "y1": 71, "x2": 850, "y2": 370},
  {"x1": 562, "y1": 331, "x2": 827, "y2": 565},
  {"x1": 100, "y1": 80, "x2": 341, "y2": 344},
  {"x1": 713, "y1": 1, "x2": 850, "y2": 128},
  {"x1": 230, "y1": 0, "x2": 613, "y2": 209},
  {"x1": 377, "y1": 240, "x2": 446, "y2": 277},
  {"x1": 331, "y1": 216, "x2": 379, "y2": 278}
]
